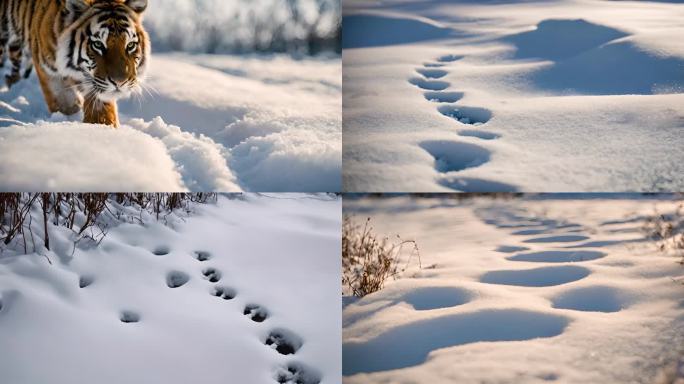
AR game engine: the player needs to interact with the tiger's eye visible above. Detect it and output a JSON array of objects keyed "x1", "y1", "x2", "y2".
[
  {"x1": 127, "y1": 42, "x2": 137, "y2": 51},
  {"x1": 91, "y1": 40, "x2": 105, "y2": 51}
]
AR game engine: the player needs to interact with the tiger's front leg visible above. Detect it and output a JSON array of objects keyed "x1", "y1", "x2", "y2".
[
  {"x1": 83, "y1": 94, "x2": 119, "y2": 128},
  {"x1": 5, "y1": 40, "x2": 24, "y2": 88},
  {"x1": 33, "y1": 59, "x2": 60, "y2": 113},
  {"x1": 33, "y1": 59, "x2": 82, "y2": 116}
]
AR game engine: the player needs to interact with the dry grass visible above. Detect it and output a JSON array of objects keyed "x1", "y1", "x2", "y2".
[
  {"x1": 342, "y1": 215, "x2": 420, "y2": 297},
  {"x1": 0, "y1": 193, "x2": 217, "y2": 254},
  {"x1": 643, "y1": 202, "x2": 684, "y2": 267}
]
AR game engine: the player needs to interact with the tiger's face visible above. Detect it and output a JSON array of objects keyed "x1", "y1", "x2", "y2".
[{"x1": 56, "y1": 0, "x2": 150, "y2": 102}]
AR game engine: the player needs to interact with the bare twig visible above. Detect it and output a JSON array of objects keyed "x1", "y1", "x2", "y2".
[{"x1": 342, "y1": 216, "x2": 421, "y2": 297}]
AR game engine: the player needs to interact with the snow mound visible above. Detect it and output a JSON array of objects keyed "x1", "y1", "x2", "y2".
[
  {"x1": 530, "y1": 38, "x2": 684, "y2": 95},
  {"x1": 503, "y1": 19, "x2": 629, "y2": 60},
  {"x1": 0, "y1": 122, "x2": 184, "y2": 191},
  {"x1": 127, "y1": 118, "x2": 240, "y2": 191},
  {"x1": 230, "y1": 131, "x2": 341, "y2": 192}
]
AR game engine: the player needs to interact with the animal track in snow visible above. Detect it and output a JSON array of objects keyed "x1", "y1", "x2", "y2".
[
  {"x1": 79, "y1": 275, "x2": 94, "y2": 288},
  {"x1": 564, "y1": 239, "x2": 641, "y2": 248},
  {"x1": 193, "y1": 251, "x2": 212, "y2": 261},
  {"x1": 437, "y1": 54, "x2": 464, "y2": 62},
  {"x1": 416, "y1": 68, "x2": 448, "y2": 79},
  {"x1": 508, "y1": 250, "x2": 606, "y2": 263},
  {"x1": 477, "y1": 207, "x2": 540, "y2": 228},
  {"x1": 495, "y1": 245, "x2": 530, "y2": 253},
  {"x1": 152, "y1": 246, "x2": 170, "y2": 256},
  {"x1": 409, "y1": 77, "x2": 450, "y2": 91},
  {"x1": 166, "y1": 271, "x2": 190, "y2": 288},
  {"x1": 202, "y1": 268, "x2": 222, "y2": 283},
  {"x1": 401, "y1": 286, "x2": 472, "y2": 310},
  {"x1": 265, "y1": 329, "x2": 303, "y2": 355},
  {"x1": 552, "y1": 285, "x2": 629, "y2": 312},
  {"x1": 424, "y1": 91, "x2": 463, "y2": 103},
  {"x1": 512, "y1": 228, "x2": 549, "y2": 236},
  {"x1": 120, "y1": 310, "x2": 140, "y2": 323},
  {"x1": 423, "y1": 56, "x2": 501, "y2": 140},
  {"x1": 244, "y1": 304, "x2": 269, "y2": 322},
  {"x1": 211, "y1": 286, "x2": 236, "y2": 300},
  {"x1": 438, "y1": 105, "x2": 492, "y2": 125},
  {"x1": 477, "y1": 206, "x2": 581, "y2": 231},
  {"x1": 480, "y1": 265, "x2": 590, "y2": 287},
  {"x1": 523, "y1": 235, "x2": 590, "y2": 243},
  {"x1": 343, "y1": 309, "x2": 569, "y2": 374},
  {"x1": 420, "y1": 140, "x2": 490, "y2": 173},
  {"x1": 414, "y1": 54, "x2": 505, "y2": 188},
  {"x1": 275, "y1": 362, "x2": 322, "y2": 384}
]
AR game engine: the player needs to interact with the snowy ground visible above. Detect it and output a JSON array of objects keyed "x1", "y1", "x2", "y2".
[
  {"x1": 343, "y1": 0, "x2": 684, "y2": 192},
  {"x1": 343, "y1": 195, "x2": 684, "y2": 383},
  {"x1": 0, "y1": 194, "x2": 341, "y2": 384},
  {"x1": 0, "y1": 53, "x2": 341, "y2": 192}
]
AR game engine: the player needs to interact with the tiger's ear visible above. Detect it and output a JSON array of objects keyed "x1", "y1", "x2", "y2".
[
  {"x1": 125, "y1": 0, "x2": 148, "y2": 13},
  {"x1": 64, "y1": 0, "x2": 92, "y2": 13}
]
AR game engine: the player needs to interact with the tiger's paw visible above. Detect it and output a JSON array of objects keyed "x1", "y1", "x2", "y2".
[
  {"x1": 58, "y1": 104, "x2": 81, "y2": 116},
  {"x1": 5, "y1": 73, "x2": 20, "y2": 88}
]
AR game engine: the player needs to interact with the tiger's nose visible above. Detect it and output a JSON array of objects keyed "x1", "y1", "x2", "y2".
[{"x1": 108, "y1": 75, "x2": 127, "y2": 89}]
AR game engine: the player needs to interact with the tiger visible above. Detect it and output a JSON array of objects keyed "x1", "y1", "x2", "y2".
[{"x1": 0, "y1": 0, "x2": 150, "y2": 127}]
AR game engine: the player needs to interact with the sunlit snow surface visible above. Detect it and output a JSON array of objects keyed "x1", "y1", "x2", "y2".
[
  {"x1": 343, "y1": 195, "x2": 684, "y2": 383},
  {"x1": 342, "y1": 0, "x2": 684, "y2": 192},
  {"x1": 0, "y1": 195, "x2": 341, "y2": 384},
  {"x1": 0, "y1": 54, "x2": 341, "y2": 192}
]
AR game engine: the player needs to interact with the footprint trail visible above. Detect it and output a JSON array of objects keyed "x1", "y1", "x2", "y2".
[
  {"x1": 409, "y1": 53, "x2": 508, "y2": 191},
  {"x1": 188, "y1": 252, "x2": 313, "y2": 383}
]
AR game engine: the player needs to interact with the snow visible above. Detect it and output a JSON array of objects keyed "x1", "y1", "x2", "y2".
[
  {"x1": 0, "y1": 122, "x2": 185, "y2": 191},
  {"x1": 343, "y1": 195, "x2": 684, "y2": 383},
  {"x1": 0, "y1": 48, "x2": 340, "y2": 192},
  {"x1": 342, "y1": 0, "x2": 684, "y2": 192},
  {"x1": 0, "y1": 194, "x2": 341, "y2": 384}
]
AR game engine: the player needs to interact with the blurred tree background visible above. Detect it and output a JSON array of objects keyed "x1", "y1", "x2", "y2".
[{"x1": 145, "y1": 0, "x2": 341, "y2": 55}]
